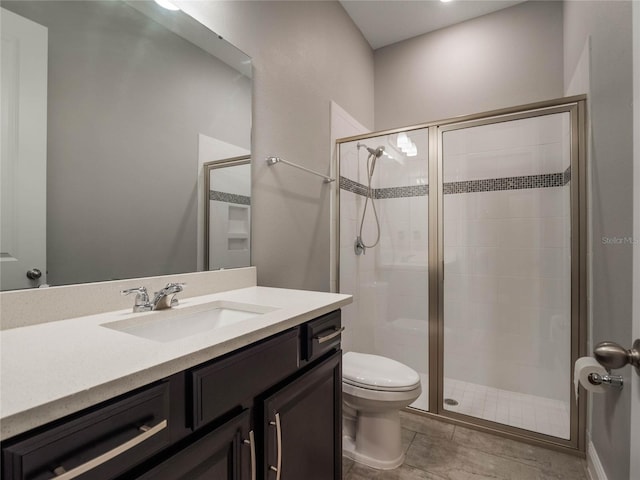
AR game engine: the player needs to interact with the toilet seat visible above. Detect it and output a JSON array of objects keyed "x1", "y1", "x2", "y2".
[
  {"x1": 343, "y1": 380, "x2": 421, "y2": 404},
  {"x1": 343, "y1": 352, "x2": 421, "y2": 392}
]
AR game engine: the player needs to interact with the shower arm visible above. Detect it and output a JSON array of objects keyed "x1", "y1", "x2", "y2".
[{"x1": 266, "y1": 156, "x2": 335, "y2": 183}]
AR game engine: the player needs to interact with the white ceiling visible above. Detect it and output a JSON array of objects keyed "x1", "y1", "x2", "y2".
[{"x1": 340, "y1": 0, "x2": 528, "y2": 50}]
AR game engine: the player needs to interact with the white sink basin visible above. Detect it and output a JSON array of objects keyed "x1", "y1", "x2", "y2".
[{"x1": 102, "y1": 301, "x2": 278, "y2": 342}]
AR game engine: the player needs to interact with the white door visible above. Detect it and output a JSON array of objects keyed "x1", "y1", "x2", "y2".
[{"x1": 0, "y1": 8, "x2": 48, "y2": 290}]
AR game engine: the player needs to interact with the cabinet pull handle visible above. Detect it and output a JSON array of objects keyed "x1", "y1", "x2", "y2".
[
  {"x1": 243, "y1": 430, "x2": 256, "y2": 480},
  {"x1": 314, "y1": 326, "x2": 345, "y2": 344},
  {"x1": 268, "y1": 413, "x2": 282, "y2": 480},
  {"x1": 51, "y1": 420, "x2": 167, "y2": 479}
]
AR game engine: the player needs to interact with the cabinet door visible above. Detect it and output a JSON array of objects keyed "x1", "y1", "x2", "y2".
[
  {"x1": 262, "y1": 351, "x2": 341, "y2": 480},
  {"x1": 136, "y1": 409, "x2": 254, "y2": 480}
]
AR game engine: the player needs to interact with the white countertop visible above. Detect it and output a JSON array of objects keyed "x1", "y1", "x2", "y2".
[{"x1": 0, "y1": 286, "x2": 352, "y2": 441}]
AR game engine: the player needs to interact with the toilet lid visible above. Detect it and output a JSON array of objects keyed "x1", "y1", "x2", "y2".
[{"x1": 342, "y1": 352, "x2": 421, "y2": 392}]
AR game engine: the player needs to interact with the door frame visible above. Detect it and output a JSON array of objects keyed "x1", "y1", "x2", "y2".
[
  {"x1": 0, "y1": 8, "x2": 48, "y2": 290},
  {"x1": 630, "y1": 1, "x2": 639, "y2": 478},
  {"x1": 203, "y1": 155, "x2": 251, "y2": 270}
]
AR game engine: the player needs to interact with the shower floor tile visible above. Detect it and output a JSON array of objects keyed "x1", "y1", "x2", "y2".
[
  {"x1": 444, "y1": 378, "x2": 571, "y2": 439},
  {"x1": 410, "y1": 374, "x2": 570, "y2": 439}
]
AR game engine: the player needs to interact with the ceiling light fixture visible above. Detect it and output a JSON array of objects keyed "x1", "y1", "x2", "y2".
[
  {"x1": 154, "y1": 0, "x2": 180, "y2": 11},
  {"x1": 440, "y1": 0, "x2": 453, "y2": 3},
  {"x1": 396, "y1": 132, "x2": 411, "y2": 150},
  {"x1": 396, "y1": 132, "x2": 418, "y2": 157}
]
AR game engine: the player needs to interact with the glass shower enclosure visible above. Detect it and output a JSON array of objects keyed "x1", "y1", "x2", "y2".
[{"x1": 336, "y1": 96, "x2": 586, "y2": 452}]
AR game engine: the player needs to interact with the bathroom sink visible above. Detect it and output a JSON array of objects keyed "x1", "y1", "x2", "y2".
[{"x1": 102, "y1": 301, "x2": 278, "y2": 342}]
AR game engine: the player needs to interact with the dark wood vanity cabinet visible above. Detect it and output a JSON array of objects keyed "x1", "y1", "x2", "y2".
[
  {"x1": 262, "y1": 351, "x2": 341, "y2": 480},
  {"x1": 1, "y1": 310, "x2": 343, "y2": 480}
]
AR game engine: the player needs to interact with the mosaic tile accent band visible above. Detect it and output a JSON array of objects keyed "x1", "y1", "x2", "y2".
[
  {"x1": 340, "y1": 166, "x2": 571, "y2": 198},
  {"x1": 376, "y1": 184, "x2": 429, "y2": 198},
  {"x1": 210, "y1": 190, "x2": 251, "y2": 205},
  {"x1": 340, "y1": 176, "x2": 370, "y2": 197},
  {"x1": 444, "y1": 171, "x2": 565, "y2": 194}
]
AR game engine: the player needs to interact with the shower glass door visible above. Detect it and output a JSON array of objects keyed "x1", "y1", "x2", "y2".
[
  {"x1": 338, "y1": 127, "x2": 430, "y2": 411},
  {"x1": 440, "y1": 110, "x2": 574, "y2": 440}
]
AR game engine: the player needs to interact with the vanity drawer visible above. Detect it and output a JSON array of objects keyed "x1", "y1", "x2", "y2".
[
  {"x1": 2, "y1": 383, "x2": 170, "y2": 480},
  {"x1": 189, "y1": 328, "x2": 299, "y2": 429},
  {"x1": 303, "y1": 310, "x2": 342, "y2": 362},
  {"x1": 135, "y1": 409, "x2": 251, "y2": 480}
]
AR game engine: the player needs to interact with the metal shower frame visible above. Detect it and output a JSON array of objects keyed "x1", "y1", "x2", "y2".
[{"x1": 334, "y1": 95, "x2": 588, "y2": 456}]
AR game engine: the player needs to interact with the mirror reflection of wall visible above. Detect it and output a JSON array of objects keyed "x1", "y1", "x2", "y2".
[
  {"x1": 0, "y1": 1, "x2": 252, "y2": 291},
  {"x1": 204, "y1": 158, "x2": 251, "y2": 271}
]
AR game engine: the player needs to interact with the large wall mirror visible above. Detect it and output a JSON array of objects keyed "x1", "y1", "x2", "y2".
[{"x1": 0, "y1": 1, "x2": 252, "y2": 291}]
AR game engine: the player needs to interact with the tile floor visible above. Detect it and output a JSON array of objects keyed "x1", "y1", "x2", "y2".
[
  {"x1": 411, "y1": 374, "x2": 571, "y2": 439},
  {"x1": 343, "y1": 411, "x2": 587, "y2": 480}
]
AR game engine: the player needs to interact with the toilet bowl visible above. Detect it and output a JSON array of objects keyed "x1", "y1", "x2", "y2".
[{"x1": 342, "y1": 352, "x2": 421, "y2": 470}]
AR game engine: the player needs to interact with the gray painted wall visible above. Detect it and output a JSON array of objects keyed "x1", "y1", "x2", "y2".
[
  {"x1": 373, "y1": 1, "x2": 564, "y2": 130},
  {"x1": 564, "y1": 2, "x2": 634, "y2": 479},
  {"x1": 180, "y1": 0, "x2": 375, "y2": 291},
  {"x1": 4, "y1": 1, "x2": 251, "y2": 286}
]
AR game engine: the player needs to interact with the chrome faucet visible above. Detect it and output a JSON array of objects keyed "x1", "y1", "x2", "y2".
[
  {"x1": 121, "y1": 286, "x2": 153, "y2": 312},
  {"x1": 121, "y1": 282, "x2": 185, "y2": 312},
  {"x1": 151, "y1": 282, "x2": 185, "y2": 310}
]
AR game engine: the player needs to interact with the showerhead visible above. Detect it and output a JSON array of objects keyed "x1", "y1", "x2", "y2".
[
  {"x1": 368, "y1": 146, "x2": 385, "y2": 158},
  {"x1": 357, "y1": 143, "x2": 385, "y2": 158}
]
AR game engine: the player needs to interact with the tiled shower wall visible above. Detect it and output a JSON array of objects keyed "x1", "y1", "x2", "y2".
[
  {"x1": 339, "y1": 140, "x2": 382, "y2": 357},
  {"x1": 340, "y1": 128, "x2": 430, "y2": 409},
  {"x1": 443, "y1": 187, "x2": 571, "y2": 400},
  {"x1": 442, "y1": 113, "x2": 572, "y2": 405}
]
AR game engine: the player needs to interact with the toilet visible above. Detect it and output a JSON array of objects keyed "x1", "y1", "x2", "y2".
[{"x1": 342, "y1": 352, "x2": 422, "y2": 470}]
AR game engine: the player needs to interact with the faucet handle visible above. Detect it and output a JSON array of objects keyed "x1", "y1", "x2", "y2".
[
  {"x1": 121, "y1": 286, "x2": 149, "y2": 298},
  {"x1": 121, "y1": 287, "x2": 152, "y2": 312},
  {"x1": 152, "y1": 283, "x2": 186, "y2": 310},
  {"x1": 166, "y1": 282, "x2": 184, "y2": 306}
]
